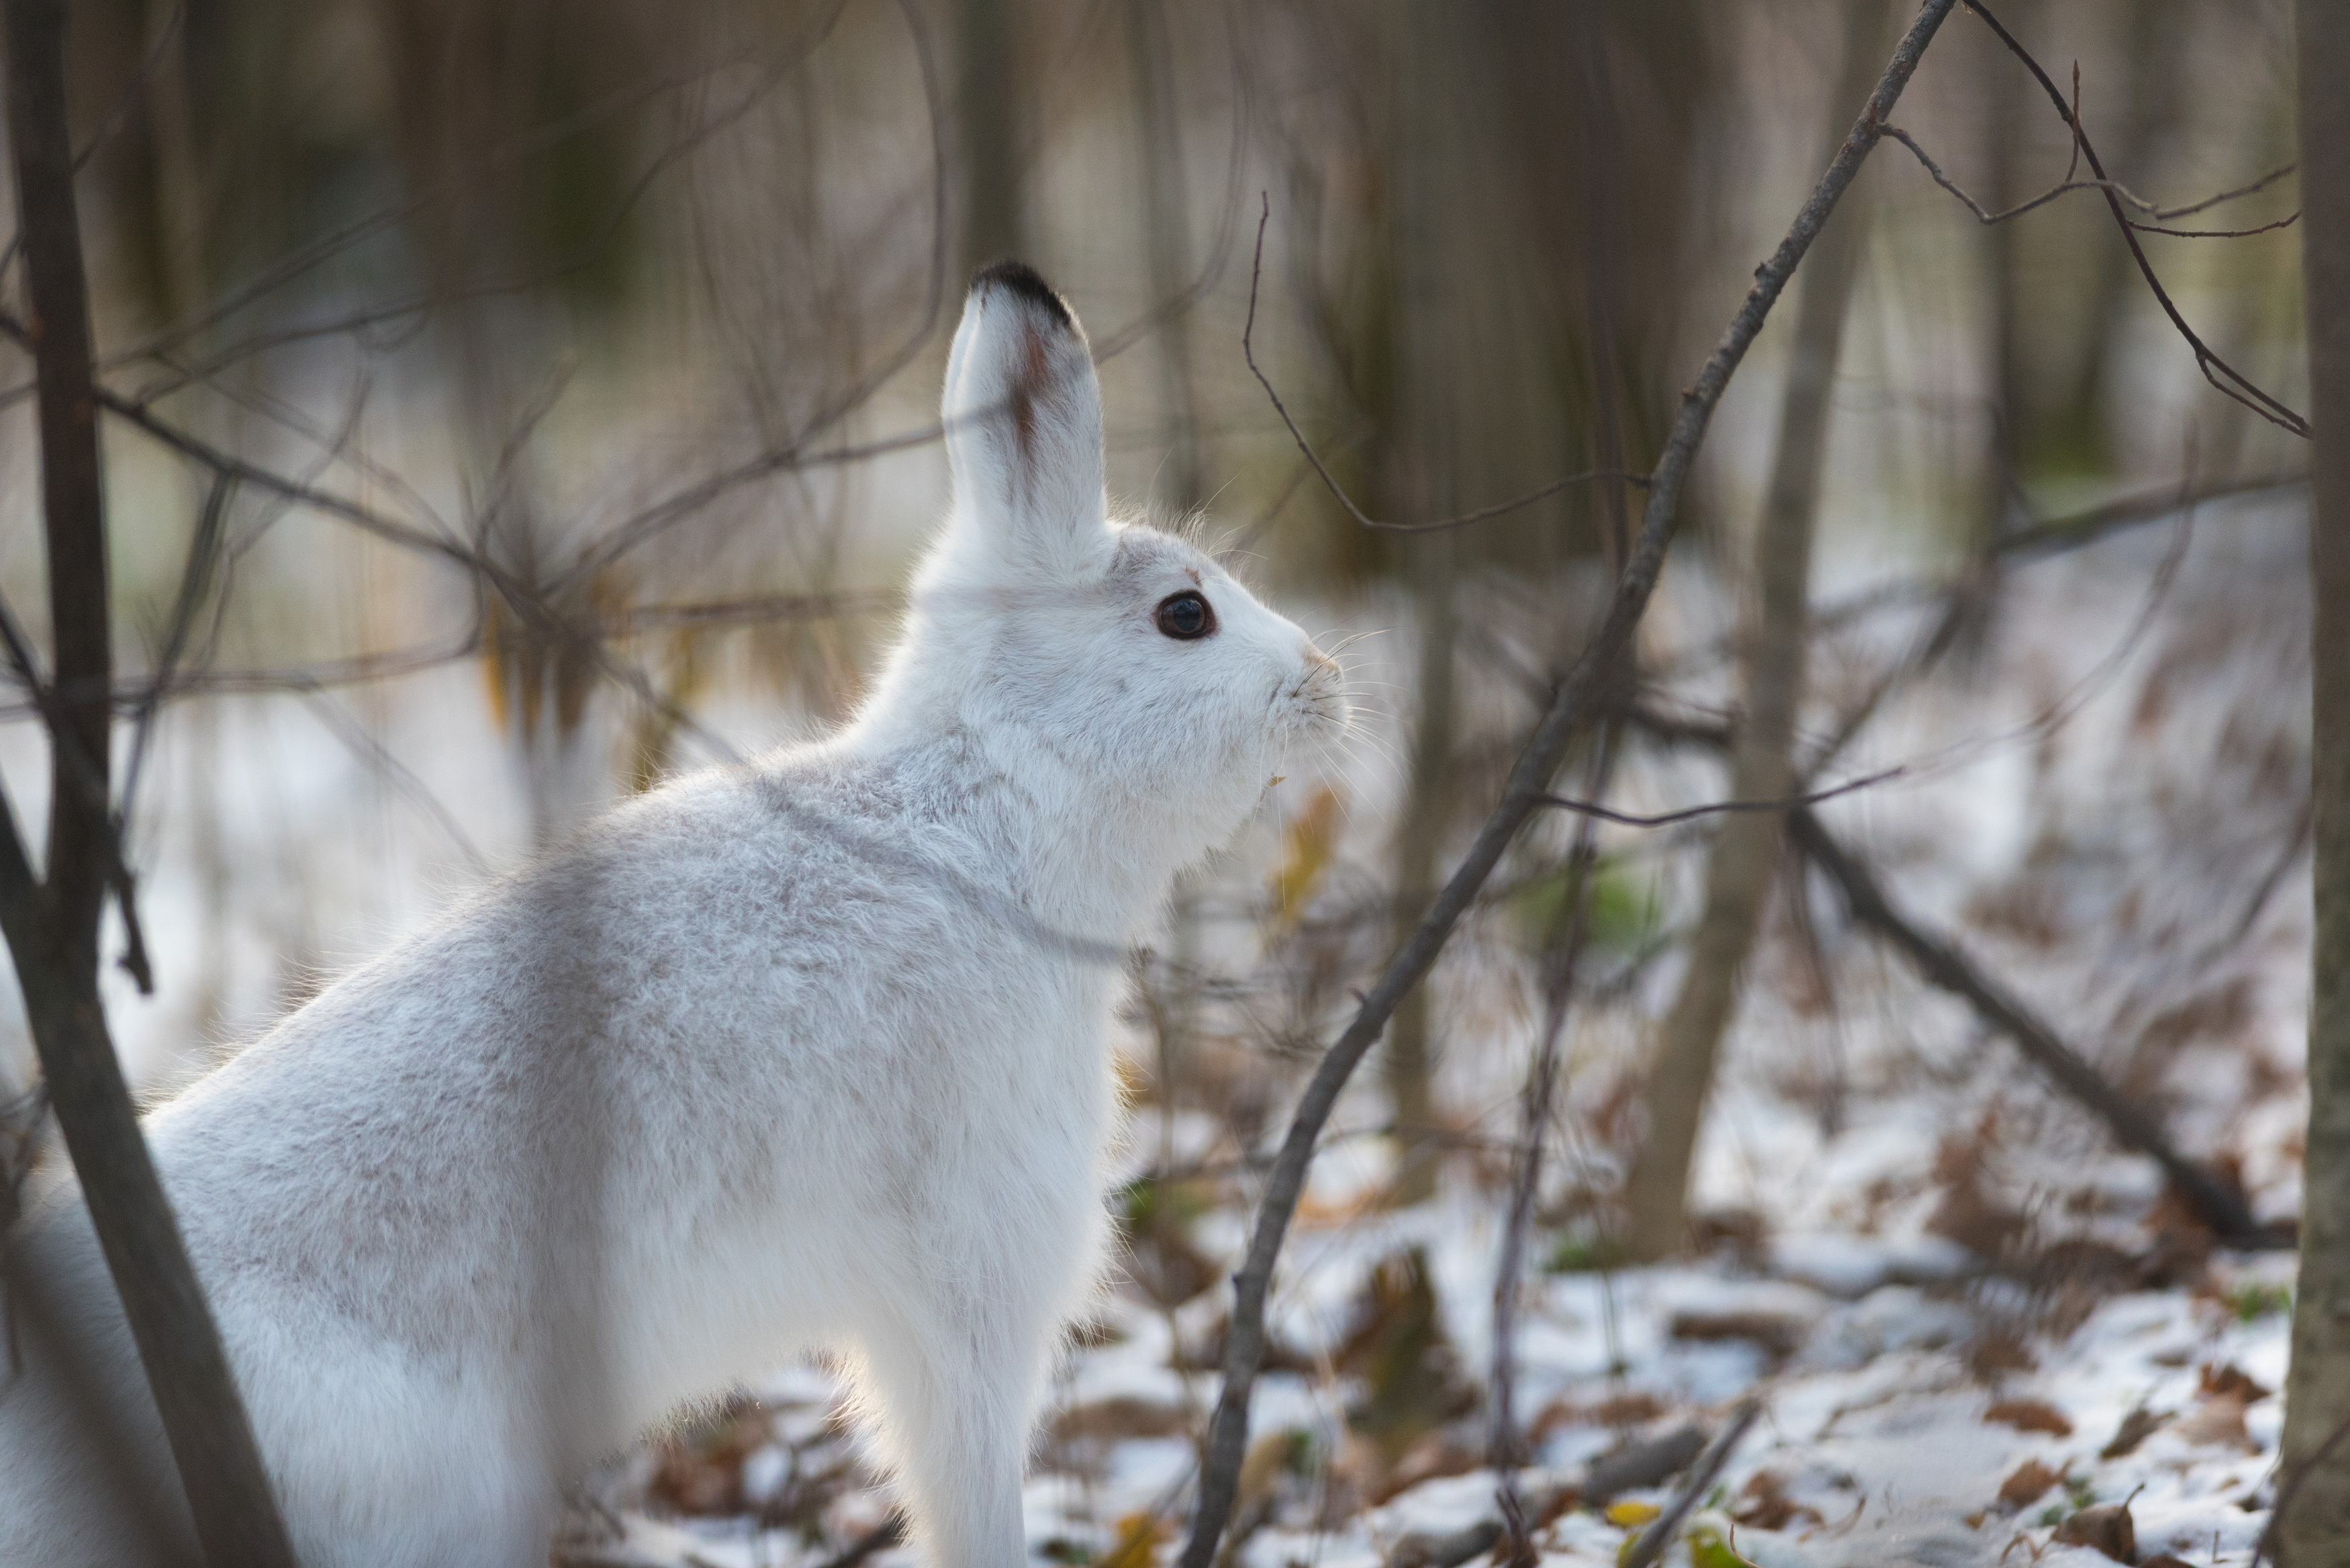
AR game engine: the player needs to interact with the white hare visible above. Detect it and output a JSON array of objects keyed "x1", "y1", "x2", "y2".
[{"x1": 0, "y1": 262, "x2": 1347, "y2": 1567}]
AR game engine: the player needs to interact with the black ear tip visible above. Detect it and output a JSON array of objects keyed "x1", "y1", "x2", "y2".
[{"x1": 971, "y1": 258, "x2": 1074, "y2": 328}]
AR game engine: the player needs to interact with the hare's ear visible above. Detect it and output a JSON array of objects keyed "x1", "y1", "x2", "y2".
[{"x1": 941, "y1": 262, "x2": 1107, "y2": 573}]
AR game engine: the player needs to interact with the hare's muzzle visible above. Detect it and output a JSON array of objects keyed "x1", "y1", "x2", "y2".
[{"x1": 1291, "y1": 642, "x2": 1350, "y2": 736}]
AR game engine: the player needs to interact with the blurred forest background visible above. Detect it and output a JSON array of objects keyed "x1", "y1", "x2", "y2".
[{"x1": 0, "y1": 0, "x2": 2324, "y2": 1563}]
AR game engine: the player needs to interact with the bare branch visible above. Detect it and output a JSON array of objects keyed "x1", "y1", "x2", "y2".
[
  {"x1": 1493, "y1": 728, "x2": 1617, "y2": 1556},
  {"x1": 1880, "y1": 124, "x2": 2298, "y2": 234},
  {"x1": 299, "y1": 694, "x2": 489, "y2": 877},
  {"x1": 2134, "y1": 158, "x2": 2300, "y2": 219},
  {"x1": 1786, "y1": 806, "x2": 2270, "y2": 1242},
  {"x1": 1538, "y1": 765, "x2": 1902, "y2": 830},
  {"x1": 0, "y1": 595, "x2": 149, "y2": 993},
  {"x1": 2130, "y1": 211, "x2": 2300, "y2": 240}
]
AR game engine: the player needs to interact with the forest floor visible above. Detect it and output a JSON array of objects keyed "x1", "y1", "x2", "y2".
[{"x1": 559, "y1": 1145, "x2": 2297, "y2": 1568}]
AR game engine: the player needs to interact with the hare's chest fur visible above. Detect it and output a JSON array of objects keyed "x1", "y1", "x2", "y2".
[{"x1": 493, "y1": 748, "x2": 1128, "y2": 1360}]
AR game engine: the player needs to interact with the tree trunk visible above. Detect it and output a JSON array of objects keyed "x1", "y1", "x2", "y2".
[
  {"x1": 2280, "y1": 0, "x2": 2350, "y2": 1557},
  {"x1": 1619, "y1": 0, "x2": 1883, "y2": 1258}
]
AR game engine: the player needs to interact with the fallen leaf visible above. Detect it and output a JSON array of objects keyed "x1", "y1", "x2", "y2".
[
  {"x1": 1096, "y1": 1511, "x2": 1163, "y2": 1568},
  {"x1": 2101, "y1": 1405, "x2": 2167, "y2": 1459},
  {"x1": 646, "y1": 1405, "x2": 770, "y2": 1516},
  {"x1": 1983, "y1": 1398, "x2": 2073, "y2": 1436},
  {"x1": 1605, "y1": 1499, "x2": 1662, "y2": 1528},
  {"x1": 1966, "y1": 1327, "x2": 2038, "y2": 1378},
  {"x1": 1049, "y1": 1396, "x2": 1189, "y2": 1445},
  {"x1": 2053, "y1": 1501, "x2": 2136, "y2": 1564},
  {"x1": 1997, "y1": 1458, "x2": 2061, "y2": 1511},
  {"x1": 1389, "y1": 1521, "x2": 1501, "y2": 1568},
  {"x1": 1236, "y1": 1430, "x2": 1299, "y2": 1510},
  {"x1": 2200, "y1": 1362, "x2": 2273, "y2": 1404},
  {"x1": 1368, "y1": 1429, "x2": 1483, "y2": 1505},
  {"x1": 1670, "y1": 1309, "x2": 1809, "y2": 1359},
  {"x1": 2173, "y1": 1389, "x2": 2257, "y2": 1452},
  {"x1": 1535, "y1": 1389, "x2": 1670, "y2": 1438},
  {"x1": 1119, "y1": 1222, "x2": 1219, "y2": 1308},
  {"x1": 1686, "y1": 1521, "x2": 1749, "y2": 1568},
  {"x1": 1730, "y1": 1469, "x2": 1821, "y2": 1532}
]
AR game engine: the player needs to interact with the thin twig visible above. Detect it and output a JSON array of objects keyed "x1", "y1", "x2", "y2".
[
  {"x1": 1961, "y1": 0, "x2": 2308, "y2": 437},
  {"x1": 1538, "y1": 765, "x2": 1902, "y2": 830},
  {"x1": 1880, "y1": 124, "x2": 2299, "y2": 235},
  {"x1": 1493, "y1": 727, "x2": 1617, "y2": 1563},
  {"x1": 299, "y1": 694, "x2": 489, "y2": 877},
  {"x1": 1174, "y1": 6, "x2": 1962, "y2": 1560},
  {"x1": 0, "y1": 595, "x2": 153, "y2": 992},
  {"x1": 2131, "y1": 212, "x2": 2300, "y2": 240},
  {"x1": 120, "y1": 473, "x2": 234, "y2": 820},
  {"x1": 1620, "y1": 1398, "x2": 1765, "y2": 1568},
  {"x1": 1239, "y1": 195, "x2": 1648, "y2": 536}
]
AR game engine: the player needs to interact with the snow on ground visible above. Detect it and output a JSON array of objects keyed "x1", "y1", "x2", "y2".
[{"x1": 559, "y1": 1175, "x2": 2295, "y2": 1567}]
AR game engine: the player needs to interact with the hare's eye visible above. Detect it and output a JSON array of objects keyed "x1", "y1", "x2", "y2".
[{"x1": 1154, "y1": 591, "x2": 1216, "y2": 641}]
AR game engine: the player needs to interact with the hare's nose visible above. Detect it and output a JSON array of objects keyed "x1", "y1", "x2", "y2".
[{"x1": 1303, "y1": 644, "x2": 1340, "y2": 679}]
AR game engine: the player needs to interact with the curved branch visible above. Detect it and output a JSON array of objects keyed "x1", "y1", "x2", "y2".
[{"x1": 1239, "y1": 196, "x2": 1648, "y2": 536}]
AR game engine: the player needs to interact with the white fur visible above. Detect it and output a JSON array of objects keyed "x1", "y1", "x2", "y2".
[{"x1": 0, "y1": 268, "x2": 1346, "y2": 1567}]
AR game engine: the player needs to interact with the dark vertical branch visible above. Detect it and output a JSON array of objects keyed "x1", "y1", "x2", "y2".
[
  {"x1": 2280, "y1": 0, "x2": 2350, "y2": 1552},
  {"x1": 12, "y1": 7, "x2": 109, "y2": 954},
  {"x1": 1491, "y1": 724, "x2": 1616, "y2": 1565},
  {"x1": 0, "y1": 0, "x2": 299, "y2": 1561},
  {"x1": 1177, "y1": 5, "x2": 1961, "y2": 1559}
]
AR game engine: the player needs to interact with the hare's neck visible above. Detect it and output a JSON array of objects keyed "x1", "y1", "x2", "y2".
[
  {"x1": 1013, "y1": 785, "x2": 1196, "y2": 938},
  {"x1": 941, "y1": 724, "x2": 1201, "y2": 938},
  {"x1": 843, "y1": 669, "x2": 1214, "y2": 936}
]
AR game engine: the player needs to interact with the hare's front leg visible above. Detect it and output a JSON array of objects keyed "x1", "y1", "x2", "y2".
[{"x1": 855, "y1": 1300, "x2": 1046, "y2": 1568}]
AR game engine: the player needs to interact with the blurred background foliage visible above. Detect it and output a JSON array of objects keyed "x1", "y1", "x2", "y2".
[
  {"x1": 1, "y1": 0, "x2": 2311, "y2": 1192},
  {"x1": 0, "y1": 0, "x2": 2314, "y2": 1395}
]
